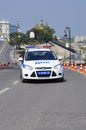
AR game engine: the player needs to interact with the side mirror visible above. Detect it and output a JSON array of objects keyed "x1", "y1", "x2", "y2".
[
  {"x1": 19, "y1": 57, "x2": 23, "y2": 61},
  {"x1": 18, "y1": 57, "x2": 23, "y2": 64},
  {"x1": 18, "y1": 57, "x2": 23, "y2": 67},
  {"x1": 58, "y1": 56, "x2": 62, "y2": 60},
  {"x1": 58, "y1": 56, "x2": 63, "y2": 64}
]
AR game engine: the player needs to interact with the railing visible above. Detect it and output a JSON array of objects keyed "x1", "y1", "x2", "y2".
[{"x1": 52, "y1": 40, "x2": 76, "y2": 53}]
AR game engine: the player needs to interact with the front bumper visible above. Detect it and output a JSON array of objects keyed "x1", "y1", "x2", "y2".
[{"x1": 21, "y1": 67, "x2": 64, "y2": 80}]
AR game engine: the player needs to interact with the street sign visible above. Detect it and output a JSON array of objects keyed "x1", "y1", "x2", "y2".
[
  {"x1": 66, "y1": 42, "x2": 69, "y2": 48},
  {"x1": 29, "y1": 32, "x2": 35, "y2": 38}
]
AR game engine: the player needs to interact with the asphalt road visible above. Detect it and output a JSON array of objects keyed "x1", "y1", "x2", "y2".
[
  {"x1": 0, "y1": 67, "x2": 86, "y2": 130},
  {"x1": 0, "y1": 41, "x2": 86, "y2": 130},
  {"x1": 0, "y1": 41, "x2": 13, "y2": 63}
]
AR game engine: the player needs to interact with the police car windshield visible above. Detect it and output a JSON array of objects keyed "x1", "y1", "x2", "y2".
[{"x1": 25, "y1": 51, "x2": 57, "y2": 60}]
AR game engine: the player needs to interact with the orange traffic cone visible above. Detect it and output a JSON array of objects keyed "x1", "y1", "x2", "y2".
[
  {"x1": 79, "y1": 64, "x2": 83, "y2": 72},
  {"x1": 83, "y1": 65, "x2": 86, "y2": 74},
  {"x1": 74, "y1": 63, "x2": 78, "y2": 70},
  {"x1": 71, "y1": 62, "x2": 74, "y2": 69},
  {"x1": 63, "y1": 61, "x2": 66, "y2": 67},
  {"x1": 66, "y1": 62, "x2": 69, "y2": 68}
]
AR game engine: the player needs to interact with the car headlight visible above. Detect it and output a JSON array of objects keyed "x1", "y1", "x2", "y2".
[
  {"x1": 54, "y1": 64, "x2": 62, "y2": 69},
  {"x1": 23, "y1": 65, "x2": 33, "y2": 70}
]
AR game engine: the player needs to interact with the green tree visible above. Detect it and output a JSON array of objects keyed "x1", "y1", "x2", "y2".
[
  {"x1": 26, "y1": 25, "x2": 55, "y2": 44},
  {"x1": 10, "y1": 32, "x2": 26, "y2": 46},
  {"x1": 9, "y1": 22, "x2": 56, "y2": 46}
]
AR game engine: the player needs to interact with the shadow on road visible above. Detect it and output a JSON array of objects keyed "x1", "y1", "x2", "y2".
[{"x1": 21, "y1": 79, "x2": 66, "y2": 84}]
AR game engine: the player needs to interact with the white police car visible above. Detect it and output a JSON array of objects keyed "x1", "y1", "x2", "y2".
[{"x1": 19, "y1": 46, "x2": 64, "y2": 82}]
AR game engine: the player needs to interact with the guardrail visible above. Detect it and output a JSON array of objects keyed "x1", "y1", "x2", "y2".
[{"x1": 52, "y1": 40, "x2": 76, "y2": 53}]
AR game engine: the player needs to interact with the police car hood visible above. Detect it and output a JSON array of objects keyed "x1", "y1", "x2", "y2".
[{"x1": 24, "y1": 60, "x2": 60, "y2": 67}]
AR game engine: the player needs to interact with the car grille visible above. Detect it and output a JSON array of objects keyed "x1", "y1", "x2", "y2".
[{"x1": 30, "y1": 70, "x2": 57, "y2": 78}]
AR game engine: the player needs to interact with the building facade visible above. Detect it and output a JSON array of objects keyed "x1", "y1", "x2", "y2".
[
  {"x1": 74, "y1": 36, "x2": 86, "y2": 43},
  {"x1": 0, "y1": 20, "x2": 21, "y2": 40}
]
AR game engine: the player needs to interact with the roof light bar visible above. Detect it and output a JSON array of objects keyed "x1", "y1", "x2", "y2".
[
  {"x1": 26, "y1": 45, "x2": 35, "y2": 49},
  {"x1": 43, "y1": 45, "x2": 51, "y2": 48}
]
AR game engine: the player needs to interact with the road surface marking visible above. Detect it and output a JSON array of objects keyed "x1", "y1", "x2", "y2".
[
  {"x1": 0, "y1": 88, "x2": 10, "y2": 95},
  {"x1": 0, "y1": 42, "x2": 7, "y2": 54},
  {"x1": 12, "y1": 80, "x2": 19, "y2": 85}
]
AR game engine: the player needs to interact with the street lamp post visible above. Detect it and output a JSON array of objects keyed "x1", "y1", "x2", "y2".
[{"x1": 64, "y1": 26, "x2": 71, "y2": 65}]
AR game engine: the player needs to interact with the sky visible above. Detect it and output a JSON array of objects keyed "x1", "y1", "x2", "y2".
[{"x1": 0, "y1": 0, "x2": 86, "y2": 37}]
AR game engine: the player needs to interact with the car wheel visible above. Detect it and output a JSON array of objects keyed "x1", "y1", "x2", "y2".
[
  {"x1": 20, "y1": 69, "x2": 22, "y2": 79},
  {"x1": 21, "y1": 78, "x2": 26, "y2": 83},
  {"x1": 59, "y1": 77, "x2": 64, "y2": 82},
  {"x1": 59, "y1": 74, "x2": 64, "y2": 82},
  {"x1": 20, "y1": 72, "x2": 26, "y2": 83}
]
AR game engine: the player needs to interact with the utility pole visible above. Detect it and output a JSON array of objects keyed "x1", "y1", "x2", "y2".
[{"x1": 64, "y1": 26, "x2": 71, "y2": 65}]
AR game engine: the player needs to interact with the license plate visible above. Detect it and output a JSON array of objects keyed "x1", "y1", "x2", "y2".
[{"x1": 37, "y1": 71, "x2": 50, "y2": 75}]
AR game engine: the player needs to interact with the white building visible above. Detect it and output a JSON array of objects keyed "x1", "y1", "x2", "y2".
[
  {"x1": 0, "y1": 20, "x2": 21, "y2": 40},
  {"x1": 74, "y1": 36, "x2": 86, "y2": 43}
]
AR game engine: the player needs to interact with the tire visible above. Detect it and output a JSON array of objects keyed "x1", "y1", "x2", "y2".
[
  {"x1": 59, "y1": 77, "x2": 64, "y2": 82},
  {"x1": 20, "y1": 71, "x2": 26, "y2": 83},
  {"x1": 21, "y1": 78, "x2": 26, "y2": 83},
  {"x1": 58, "y1": 74, "x2": 64, "y2": 82}
]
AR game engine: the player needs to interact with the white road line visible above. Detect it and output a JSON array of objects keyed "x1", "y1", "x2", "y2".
[
  {"x1": 0, "y1": 42, "x2": 7, "y2": 54},
  {"x1": 12, "y1": 80, "x2": 20, "y2": 85},
  {"x1": 0, "y1": 80, "x2": 19, "y2": 95},
  {"x1": 0, "y1": 88, "x2": 10, "y2": 95}
]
